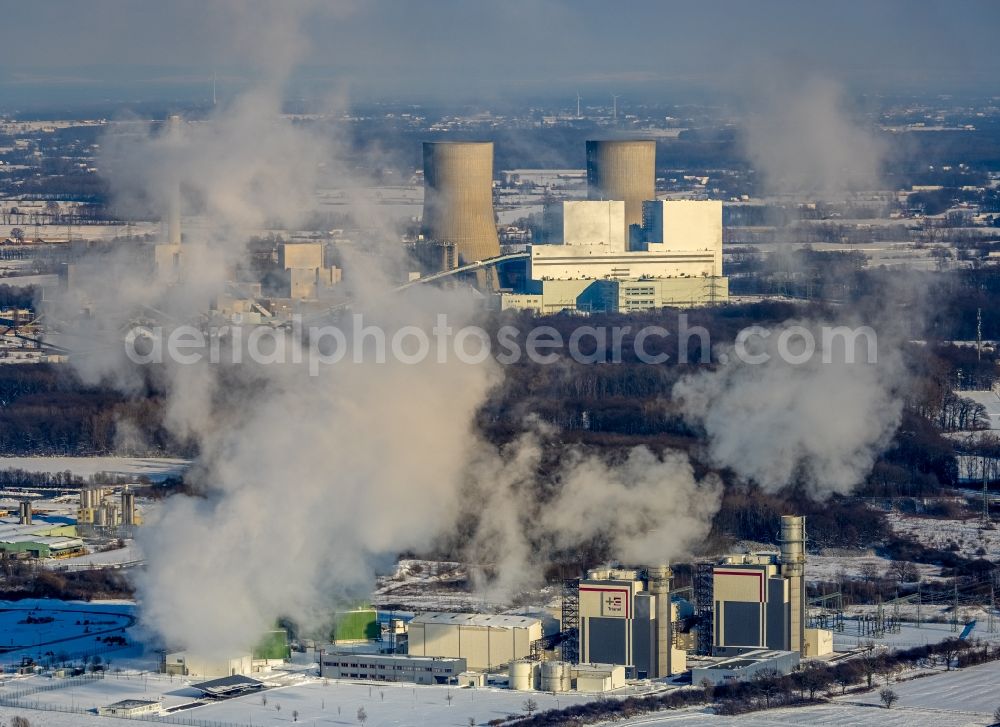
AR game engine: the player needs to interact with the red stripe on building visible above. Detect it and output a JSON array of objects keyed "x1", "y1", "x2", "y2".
[{"x1": 579, "y1": 587, "x2": 631, "y2": 618}]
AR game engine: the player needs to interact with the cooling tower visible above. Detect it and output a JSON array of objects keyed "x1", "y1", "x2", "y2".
[
  {"x1": 586, "y1": 139, "x2": 656, "y2": 236},
  {"x1": 780, "y1": 515, "x2": 806, "y2": 654},
  {"x1": 421, "y1": 142, "x2": 501, "y2": 266}
]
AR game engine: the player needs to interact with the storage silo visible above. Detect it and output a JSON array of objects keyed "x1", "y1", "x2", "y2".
[
  {"x1": 586, "y1": 139, "x2": 656, "y2": 239},
  {"x1": 539, "y1": 661, "x2": 571, "y2": 692},
  {"x1": 421, "y1": 142, "x2": 501, "y2": 267},
  {"x1": 508, "y1": 659, "x2": 538, "y2": 691}
]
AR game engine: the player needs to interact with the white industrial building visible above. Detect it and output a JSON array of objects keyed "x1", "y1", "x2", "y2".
[
  {"x1": 691, "y1": 649, "x2": 800, "y2": 686},
  {"x1": 501, "y1": 199, "x2": 727, "y2": 314},
  {"x1": 406, "y1": 612, "x2": 543, "y2": 671},
  {"x1": 320, "y1": 652, "x2": 467, "y2": 685},
  {"x1": 161, "y1": 651, "x2": 253, "y2": 678}
]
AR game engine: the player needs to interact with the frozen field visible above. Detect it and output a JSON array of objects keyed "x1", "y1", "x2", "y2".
[
  {"x1": 613, "y1": 661, "x2": 1000, "y2": 726},
  {"x1": 0, "y1": 600, "x2": 140, "y2": 665},
  {"x1": 887, "y1": 512, "x2": 1000, "y2": 560},
  {"x1": 0, "y1": 672, "x2": 595, "y2": 727},
  {"x1": 0, "y1": 456, "x2": 188, "y2": 481},
  {"x1": 833, "y1": 618, "x2": 1000, "y2": 651},
  {"x1": 807, "y1": 553, "x2": 942, "y2": 584}
]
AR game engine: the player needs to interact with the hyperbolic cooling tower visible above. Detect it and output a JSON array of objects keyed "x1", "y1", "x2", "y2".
[
  {"x1": 421, "y1": 142, "x2": 501, "y2": 265},
  {"x1": 586, "y1": 139, "x2": 656, "y2": 234}
]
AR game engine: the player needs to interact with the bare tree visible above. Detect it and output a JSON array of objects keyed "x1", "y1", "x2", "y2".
[
  {"x1": 293, "y1": 709, "x2": 299, "y2": 722},
  {"x1": 879, "y1": 687, "x2": 898, "y2": 709},
  {"x1": 357, "y1": 706, "x2": 368, "y2": 725},
  {"x1": 10, "y1": 227, "x2": 25, "y2": 242},
  {"x1": 11, "y1": 717, "x2": 31, "y2": 727},
  {"x1": 468, "y1": 718, "x2": 476, "y2": 727},
  {"x1": 523, "y1": 697, "x2": 538, "y2": 716}
]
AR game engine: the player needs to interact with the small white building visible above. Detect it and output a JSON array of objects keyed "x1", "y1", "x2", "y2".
[
  {"x1": 98, "y1": 699, "x2": 161, "y2": 717},
  {"x1": 573, "y1": 663, "x2": 626, "y2": 692}
]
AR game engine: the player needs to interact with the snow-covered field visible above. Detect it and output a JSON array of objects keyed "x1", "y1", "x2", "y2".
[
  {"x1": 0, "y1": 671, "x2": 594, "y2": 727},
  {"x1": 807, "y1": 553, "x2": 942, "y2": 584},
  {"x1": 833, "y1": 618, "x2": 1000, "y2": 651},
  {"x1": 0, "y1": 456, "x2": 188, "y2": 482},
  {"x1": 611, "y1": 660, "x2": 1000, "y2": 726},
  {"x1": 0, "y1": 600, "x2": 139, "y2": 665},
  {"x1": 887, "y1": 512, "x2": 1000, "y2": 560}
]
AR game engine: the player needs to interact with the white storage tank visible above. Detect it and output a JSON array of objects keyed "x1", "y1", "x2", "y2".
[
  {"x1": 539, "y1": 660, "x2": 571, "y2": 692},
  {"x1": 508, "y1": 659, "x2": 537, "y2": 691}
]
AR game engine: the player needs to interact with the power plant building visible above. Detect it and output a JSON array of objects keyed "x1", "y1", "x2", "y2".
[
  {"x1": 501, "y1": 198, "x2": 727, "y2": 314},
  {"x1": 576, "y1": 567, "x2": 686, "y2": 679},
  {"x1": 406, "y1": 612, "x2": 542, "y2": 671},
  {"x1": 420, "y1": 142, "x2": 501, "y2": 269},
  {"x1": 709, "y1": 516, "x2": 826, "y2": 657}
]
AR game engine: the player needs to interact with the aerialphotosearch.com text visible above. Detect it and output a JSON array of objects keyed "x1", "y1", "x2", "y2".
[{"x1": 124, "y1": 314, "x2": 879, "y2": 375}]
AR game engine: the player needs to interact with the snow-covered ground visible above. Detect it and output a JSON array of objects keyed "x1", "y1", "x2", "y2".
[
  {"x1": 0, "y1": 670, "x2": 594, "y2": 727},
  {"x1": 807, "y1": 554, "x2": 942, "y2": 584},
  {"x1": 0, "y1": 456, "x2": 188, "y2": 482},
  {"x1": 0, "y1": 601, "x2": 138, "y2": 666},
  {"x1": 886, "y1": 512, "x2": 1000, "y2": 560},
  {"x1": 833, "y1": 617, "x2": 1000, "y2": 651},
  {"x1": 611, "y1": 660, "x2": 1000, "y2": 726}
]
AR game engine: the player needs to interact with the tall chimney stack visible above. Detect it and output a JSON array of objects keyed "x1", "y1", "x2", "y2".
[
  {"x1": 647, "y1": 564, "x2": 673, "y2": 678},
  {"x1": 166, "y1": 115, "x2": 182, "y2": 246},
  {"x1": 780, "y1": 515, "x2": 806, "y2": 654}
]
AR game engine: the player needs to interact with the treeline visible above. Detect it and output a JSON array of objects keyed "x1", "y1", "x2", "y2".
[
  {"x1": 0, "y1": 559, "x2": 133, "y2": 601},
  {"x1": 0, "y1": 364, "x2": 187, "y2": 456}
]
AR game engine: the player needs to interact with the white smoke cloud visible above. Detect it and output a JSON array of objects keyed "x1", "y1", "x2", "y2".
[
  {"x1": 741, "y1": 75, "x2": 887, "y2": 198},
  {"x1": 461, "y1": 421, "x2": 722, "y2": 602},
  {"x1": 672, "y1": 321, "x2": 903, "y2": 496}
]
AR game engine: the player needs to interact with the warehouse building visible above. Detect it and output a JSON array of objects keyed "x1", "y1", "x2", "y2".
[
  {"x1": 691, "y1": 649, "x2": 800, "y2": 686},
  {"x1": 406, "y1": 612, "x2": 542, "y2": 671},
  {"x1": 320, "y1": 652, "x2": 466, "y2": 685}
]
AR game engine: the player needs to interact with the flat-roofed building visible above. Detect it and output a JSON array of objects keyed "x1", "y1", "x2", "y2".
[
  {"x1": 320, "y1": 652, "x2": 466, "y2": 685},
  {"x1": 406, "y1": 612, "x2": 542, "y2": 671}
]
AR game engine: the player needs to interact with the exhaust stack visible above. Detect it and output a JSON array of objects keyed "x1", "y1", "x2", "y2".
[
  {"x1": 780, "y1": 515, "x2": 806, "y2": 654},
  {"x1": 166, "y1": 115, "x2": 182, "y2": 246},
  {"x1": 647, "y1": 564, "x2": 672, "y2": 678}
]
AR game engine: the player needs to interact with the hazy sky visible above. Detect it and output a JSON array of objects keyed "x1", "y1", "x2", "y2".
[{"x1": 1, "y1": 0, "x2": 997, "y2": 106}]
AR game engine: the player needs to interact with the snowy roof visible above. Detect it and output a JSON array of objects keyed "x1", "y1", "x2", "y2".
[
  {"x1": 409, "y1": 612, "x2": 541, "y2": 629},
  {"x1": 191, "y1": 674, "x2": 263, "y2": 696},
  {"x1": 105, "y1": 699, "x2": 159, "y2": 709}
]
